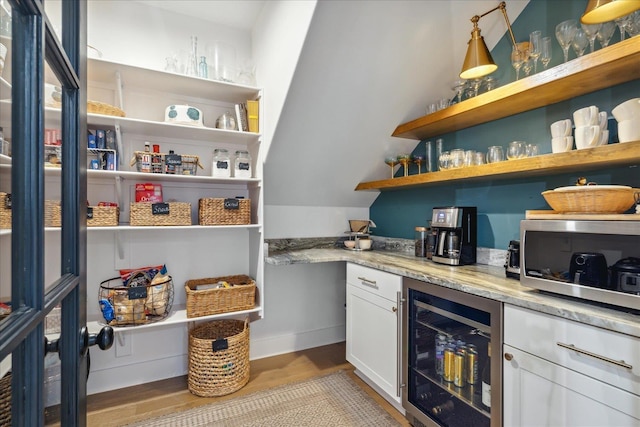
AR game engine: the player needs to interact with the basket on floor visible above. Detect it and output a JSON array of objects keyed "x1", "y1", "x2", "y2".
[
  {"x1": 0, "y1": 372, "x2": 10, "y2": 427},
  {"x1": 185, "y1": 275, "x2": 256, "y2": 318},
  {"x1": 188, "y1": 319, "x2": 250, "y2": 397}
]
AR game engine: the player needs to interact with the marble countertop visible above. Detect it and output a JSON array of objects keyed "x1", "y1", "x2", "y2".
[{"x1": 266, "y1": 245, "x2": 640, "y2": 339}]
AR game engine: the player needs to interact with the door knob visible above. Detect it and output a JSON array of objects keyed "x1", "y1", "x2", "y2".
[
  {"x1": 504, "y1": 352, "x2": 514, "y2": 361},
  {"x1": 80, "y1": 325, "x2": 114, "y2": 356}
]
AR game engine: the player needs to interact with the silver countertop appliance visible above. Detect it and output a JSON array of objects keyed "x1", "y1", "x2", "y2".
[{"x1": 431, "y1": 207, "x2": 477, "y2": 266}]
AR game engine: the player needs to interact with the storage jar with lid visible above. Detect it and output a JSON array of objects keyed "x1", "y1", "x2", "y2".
[
  {"x1": 415, "y1": 226, "x2": 428, "y2": 257},
  {"x1": 234, "y1": 150, "x2": 251, "y2": 178},
  {"x1": 212, "y1": 148, "x2": 230, "y2": 178}
]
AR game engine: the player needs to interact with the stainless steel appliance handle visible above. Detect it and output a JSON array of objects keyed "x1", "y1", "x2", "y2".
[
  {"x1": 396, "y1": 291, "x2": 404, "y2": 397},
  {"x1": 557, "y1": 342, "x2": 633, "y2": 370},
  {"x1": 357, "y1": 276, "x2": 378, "y2": 289}
]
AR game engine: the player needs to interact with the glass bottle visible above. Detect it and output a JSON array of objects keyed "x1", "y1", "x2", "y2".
[
  {"x1": 212, "y1": 148, "x2": 230, "y2": 178},
  {"x1": 140, "y1": 142, "x2": 151, "y2": 173},
  {"x1": 234, "y1": 150, "x2": 251, "y2": 178},
  {"x1": 198, "y1": 56, "x2": 208, "y2": 78},
  {"x1": 185, "y1": 35, "x2": 198, "y2": 77},
  {"x1": 414, "y1": 226, "x2": 427, "y2": 257},
  {"x1": 151, "y1": 144, "x2": 162, "y2": 174},
  {"x1": 481, "y1": 342, "x2": 491, "y2": 409}
]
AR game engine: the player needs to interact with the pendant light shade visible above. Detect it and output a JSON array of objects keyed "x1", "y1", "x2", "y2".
[
  {"x1": 581, "y1": 0, "x2": 640, "y2": 24},
  {"x1": 460, "y1": 27, "x2": 498, "y2": 80}
]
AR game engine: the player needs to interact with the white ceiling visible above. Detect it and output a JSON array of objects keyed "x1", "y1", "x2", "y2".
[{"x1": 133, "y1": 0, "x2": 266, "y2": 30}]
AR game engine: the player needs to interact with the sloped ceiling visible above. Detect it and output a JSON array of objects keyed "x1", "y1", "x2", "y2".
[{"x1": 264, "y1": 0, "x2": 527, "y2": 208}]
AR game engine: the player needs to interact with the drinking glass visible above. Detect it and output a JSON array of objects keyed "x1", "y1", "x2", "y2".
[
  {"x1": 412, "y1": 154, "x2": 425, "y2": 174},
  {"x1": 507, "y1": 141, "x2": 526, "y2": 160},
  {"x1": 397, "y1": 154, "x2": 410, "y2": 177},
  {"x1": 541, "y1": 36, "x2": 552, "y2": 70},
  {"x1": 463, "y1": 150, "x2": 477, "y2": 167},
  {"x1": 470, "y1": 78, "x2": 483, "y2": 97},
  {"x1": 451, "y1": 79, "x2": 466, "y2": 104},
  {"x1": 555, "y1": 19, "x2": 578, "y2": 63},
  {"x1": 628, "y1": 11, "x2": 640, "y2": 37},
  {"x1": 571, "y1": 29, "x2": 588, "y2": 58},
  {"x1": 511, "y1": 46, "x2": 526, "y2": 81},
  {"x1": 449, "y1": 149, "x2": 465, "y2": 169},
  {"x1": 486, "y1": 146, "x2": 504, "y2": 163},
  {"x1": 438, "y1": 151, "x2": 451, "y2": 170},
  {"x1": 525, "y1": 143, "x2": 539, "y2": 157},
  {"x1": 529, "y1": 30, "x2": 542, "y2": 73},
  {"x1": 384, "y1": 157, "x2": 397, "y2": 179},
  {"x1": 473, "y1": 152, "x2": 485, "y2": 166},
  {"x1": 596, "y1": 21, "x2": 616, "y2": 48},
  {"x1": 581, "y1": 22, "x2": 601, "y2": 53},
  {"x1": 615, "y1": 14, "x2": 631, "y2": 41},
  {"x1": 483, "y1": 76, "x2": 498, "y2": 92}
]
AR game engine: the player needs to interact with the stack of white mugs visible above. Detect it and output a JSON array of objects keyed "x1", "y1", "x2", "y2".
[{"x1": 551, "y1": 97, "x2": 640, "y2": 153}]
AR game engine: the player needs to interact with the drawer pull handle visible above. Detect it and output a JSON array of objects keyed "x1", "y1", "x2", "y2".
[
  {"x1": 557, "y1": 342, "x2": 633, "y2": 370},
  {"x1": 357, "y1": 276, "x2": 378, "y2": 289},
  {"x1": 504, "y1": 353, "x2": 514, "y2": 361}
]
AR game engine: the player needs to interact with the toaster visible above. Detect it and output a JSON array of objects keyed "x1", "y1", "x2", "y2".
[{"x1": 505, "y1": 240, "x2": 520, "y2": 279}]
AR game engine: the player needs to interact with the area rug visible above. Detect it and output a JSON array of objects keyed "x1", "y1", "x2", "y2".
[{"x1": 125, "y1": 370, "x2": 402, "y2": 426}]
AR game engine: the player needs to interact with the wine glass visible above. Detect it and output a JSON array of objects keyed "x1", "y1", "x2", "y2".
[
  {"x1": 397, "y1": 154, "x2": 410, "y2": 177},
  {"x1": 581, "y1": 22, "x2": 601, "y2": 53},
  {"x1": 571, "y1": 29, "x2": 589, "y2": 58},
  {"x1": 511, "y1": 46, "x2": 526, "y2": 81},
  {"x1": 529, "y1": 30, "x2": 542, "y2": 73},
  {"x1": 615, "y1": 14, "x2": 631, "y2": 41},
  {"x1": 627, "y1": 11, "x2": 640, "y2": 37},
  {"x1": 470, "y1": 78, "x2": 483, "y2": 97},
  {"x1": 540, "y1": 36, "x2": 552, "y2": 69},
  {"x1": 451, "y1": 79, "x2": 466, "y2": 104},
  {"x1": 412, "y1": 154, "x2": 425, "y2": 174},
  {"x1": 555, "y1": 19, "x2": 578, "y2": 63},
  {"x1": 596, "y1": 21, "x2": 616, "y2": 48},
  {"x1": 384, "y1": 157, "x2": 397, "y2": 179}
]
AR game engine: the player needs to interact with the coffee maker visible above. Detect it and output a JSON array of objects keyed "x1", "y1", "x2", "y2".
[{"x1": 431, "y1": 207, "x2": 477, "y2": 266}]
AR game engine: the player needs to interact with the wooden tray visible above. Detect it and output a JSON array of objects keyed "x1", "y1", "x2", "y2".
[{"x1": 525, "y1": 210, "x2": 640, "y2": 220}]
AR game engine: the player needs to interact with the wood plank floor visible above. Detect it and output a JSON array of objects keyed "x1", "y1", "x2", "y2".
[{"x1": 45, "y1": 342, "x2": 410, "y2": 426}]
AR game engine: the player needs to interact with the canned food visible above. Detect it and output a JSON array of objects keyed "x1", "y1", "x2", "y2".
[
  {"x1": 443, "y1": 345, "x2": 455, "y2": 382},
  {"x1": 467, "y1": 345, "x2": 479, "y2": 385},
  {"x1": 454, "y1": 348, "x2": 467, "y2": 387},
  {"x1": 435, "y1": 334, "x2": 447, "y2": 376}
]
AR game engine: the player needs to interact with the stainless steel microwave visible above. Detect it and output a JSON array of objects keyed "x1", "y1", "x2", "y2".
[{"x1": 520, "y1": 219, "x2": 640, "y2": 311}]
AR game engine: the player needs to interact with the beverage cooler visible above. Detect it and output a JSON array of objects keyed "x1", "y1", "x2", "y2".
[{"x1": 402, "y1": 278, "x2": 502, "y2": 427}]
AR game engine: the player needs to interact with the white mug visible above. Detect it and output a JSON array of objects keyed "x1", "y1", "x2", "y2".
[
  {"x1": 551, "y1": 136, "x2": 574, "y2": 153},
  {"x1": 550, "y1": 119, "x2": 572, "y2": 137},
  {"x1": 618, "y1": 119, "x2": 640, "y2": 143},
  {"x1": 598, "y1": 129, "x2": 609, "y2": 146},
  {"x1": 573, "y1": 106, "x2": 599, "y2": 127},
  {"x1": 574, "y1": 125, "x2": 601, "y2": 149},
  {"x1": 612, "y1": 98, "x2": 640, "y2": 122}
]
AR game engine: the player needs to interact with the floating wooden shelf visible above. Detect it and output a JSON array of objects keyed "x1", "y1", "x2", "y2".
[
  {"x1": 392, "y1": 37, "x2": 640, "y2": 141},
  {"x1": 355, "y1": 141, "x2": 640, "y2": 191}
]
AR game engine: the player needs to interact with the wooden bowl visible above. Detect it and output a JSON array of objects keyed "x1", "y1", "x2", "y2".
[{"x1": 541, "y1": 186, "x2": 638, "y2": 214}]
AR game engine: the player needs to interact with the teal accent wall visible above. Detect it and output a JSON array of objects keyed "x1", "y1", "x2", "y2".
[{"x1": 370, "y1": 0, "x2": 640, "y2": 250}]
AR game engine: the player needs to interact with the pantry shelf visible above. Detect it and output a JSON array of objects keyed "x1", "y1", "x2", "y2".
[{"x1": 356, "y1": 141, "x2": 640, "y2": 191}]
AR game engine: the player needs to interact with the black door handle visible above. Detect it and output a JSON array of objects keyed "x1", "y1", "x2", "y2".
[{"x1": 46, "y1": 325, "x2": 114, "y2": 358}]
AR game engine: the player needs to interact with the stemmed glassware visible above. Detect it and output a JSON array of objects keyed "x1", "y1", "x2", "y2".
[
  {"x1": 596, "y1": 21, "x2": 616, "y2": 48},
  {"x1": 541, "y1": 36, "x2": 552, "y2": 70},
  {"x1": 581, "y1": 22, "x2": 601, "y2": 53},
  {"x1": 571, "y1": 28, "x2": 589, "y2": 58},
  {"x1": 384, "y1": 157, "x2": 397, "y2": 179},
  {"x1": 556, "y1": 19, "x2": 578, "y2": 63},
  {"x1": 451, "y1": 79, "x2": 467, "y2": 104},
  {"x1": 470, "y1": 78, "x2": 483, "y2": 97},
  {"x1": 529, "y1": 31, "x2": 542, "y2": 74},
  {"x1": 511, "y1": 45, "x2": 526, "y2": 80},
  {"x1": 397, "y1": 154, "x2": 410, "y2": 177},
  {"x1": 615, "y1": 14, "x2": 631, "y2": 41},
  {"x1": 412, "y1": 154, "x2": 425, "y2": 174}
]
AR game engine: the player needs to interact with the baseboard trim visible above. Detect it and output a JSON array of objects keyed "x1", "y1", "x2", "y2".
[{"x1": 250, "y1": 324, "x2": 346, "y2": 360}]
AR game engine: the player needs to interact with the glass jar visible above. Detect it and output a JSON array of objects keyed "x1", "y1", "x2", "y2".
[
  {"x1": 212, "y1": 148, "x2": 230, "y2": 178},
  {"x1": 234, "y1": 150, "x2": 251, "y2": 178},
  {"x1": 415, "y1": 226, "x2": 428, "y2": 257}
]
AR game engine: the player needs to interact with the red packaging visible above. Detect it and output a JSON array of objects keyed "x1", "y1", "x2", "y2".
[{"x1": 135, "y1": 183, "x2": 163, "y2": 203}]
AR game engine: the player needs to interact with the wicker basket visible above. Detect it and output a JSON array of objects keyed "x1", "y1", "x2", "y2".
[
  {"x1": 0, "y1": 193, "x2": 10, "y2": 229},
  {"x1": 87, "y1": 206, "x2": 119, "y2": 227},
  {"x1": 198, "y1": 198, "x2": 251, "y2": 225},
  {"x1": 87, "y1": 100, "x2": 125, "y2": 117},
  {"x1": 129, "y1": 202, "x2": 192, "y2": 226},
  {"x1": 542, "y1": 186, "x2": 639, "y2": 214},
  {"x1": 131, "y1": 151, "x2": 203, "y2": 176},
  {"x1": 188, "y1": 319, "x2": 250, "y2": 397},
  {"x1": 0, "y1": 372, "x2": 10, "y2": 427},
  {"x1": 98, "y1": 275, "x2": 174, "y2": 326},
  {"x1": 185, "y1": 275, "x2": 256, "y2": 318}
]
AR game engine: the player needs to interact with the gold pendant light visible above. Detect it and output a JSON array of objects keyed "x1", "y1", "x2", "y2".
[{"x1": 581, "y1": 0, "x2": 640, "y2": 24}]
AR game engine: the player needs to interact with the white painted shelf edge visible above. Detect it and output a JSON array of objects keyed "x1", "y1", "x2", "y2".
[{"x1": 87, "y1": 304, "x2": 262, "y2": 334}]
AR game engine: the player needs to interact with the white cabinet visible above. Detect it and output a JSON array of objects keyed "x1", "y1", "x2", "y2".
[
  {"x1": 346, "y1": 263, "x2": 402, "y2": 410},
  {"x1": 503, "y1": 305, "x2": 640, "y2": 426}
]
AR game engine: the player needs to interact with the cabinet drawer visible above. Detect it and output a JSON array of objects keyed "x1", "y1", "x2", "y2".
[
  {"x1": 504, "y1": 305, "x2": 640, "y2": 396},
  {"x1": 346, "y1": 263, "x2": 401, "y2": 301}
]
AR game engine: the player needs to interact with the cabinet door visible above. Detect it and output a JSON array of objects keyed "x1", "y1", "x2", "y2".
[
  {"x1": 346, "y1": 283, "x2": 399, "y2": 402},
  {"x1": 503, "y1": 345, "x2": 640, "y2": 427}
]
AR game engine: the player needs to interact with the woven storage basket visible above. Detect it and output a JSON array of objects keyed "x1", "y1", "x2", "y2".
[
  {"x1": 541, "y1": 187, "x2": 639, "y2": 214},
  {"x1": 129, "y1": 202, "x2": 191, "y2": 226},
  {"x1": 0, "y1": 193, "x2": 10, "y2": 229},
  {"x1": 188, "y1": 319, "x2": 250, "y2": 397},
  {"x1": 198, "y1": 198, "x2": 251, "y2": 225},
  {"x1": 45, "y1": 200, "x2": 61, "y2": 227},
  {"x1": 185, "y1": 275, "x2": 256, "y2": 318},
  {"x1": 0, "y1": 372, "x2": 10, "y2": 427},
  {"x1": 87, "y1": 100, "x2": 125, "y2": 117},
  {"x1": 87, "y1": 206, "x2": 119, "y2": 227}
]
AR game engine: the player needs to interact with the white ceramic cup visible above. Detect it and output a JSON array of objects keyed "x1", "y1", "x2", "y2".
[
  {"x1": 574, "y1": 125, "x2": 601, "y2": 149},
  {"x1": 551, "y1": 136, "x2": 574, "y2": 153},
  {"x1": 598, "y1": 111, "x2": 608, "y2": 130},
  {"x1": 573, "y1": 106, "x2": 599, "y2": 127},
  {"x1": 357, "y1": 239, "x2": 372, "y2": 250},
  {"x1": 550, "y1": 119, "x2": 572, "y2": 137},
  {"x1": 618, "y1": 119, "x2": 640, "y2": 143},
  {"x1": 612, "y1": 98, "x2": 640, "y2": 122},
  {"x1": 598, "y1": 129, "x2": 609, "y2": 146}
]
